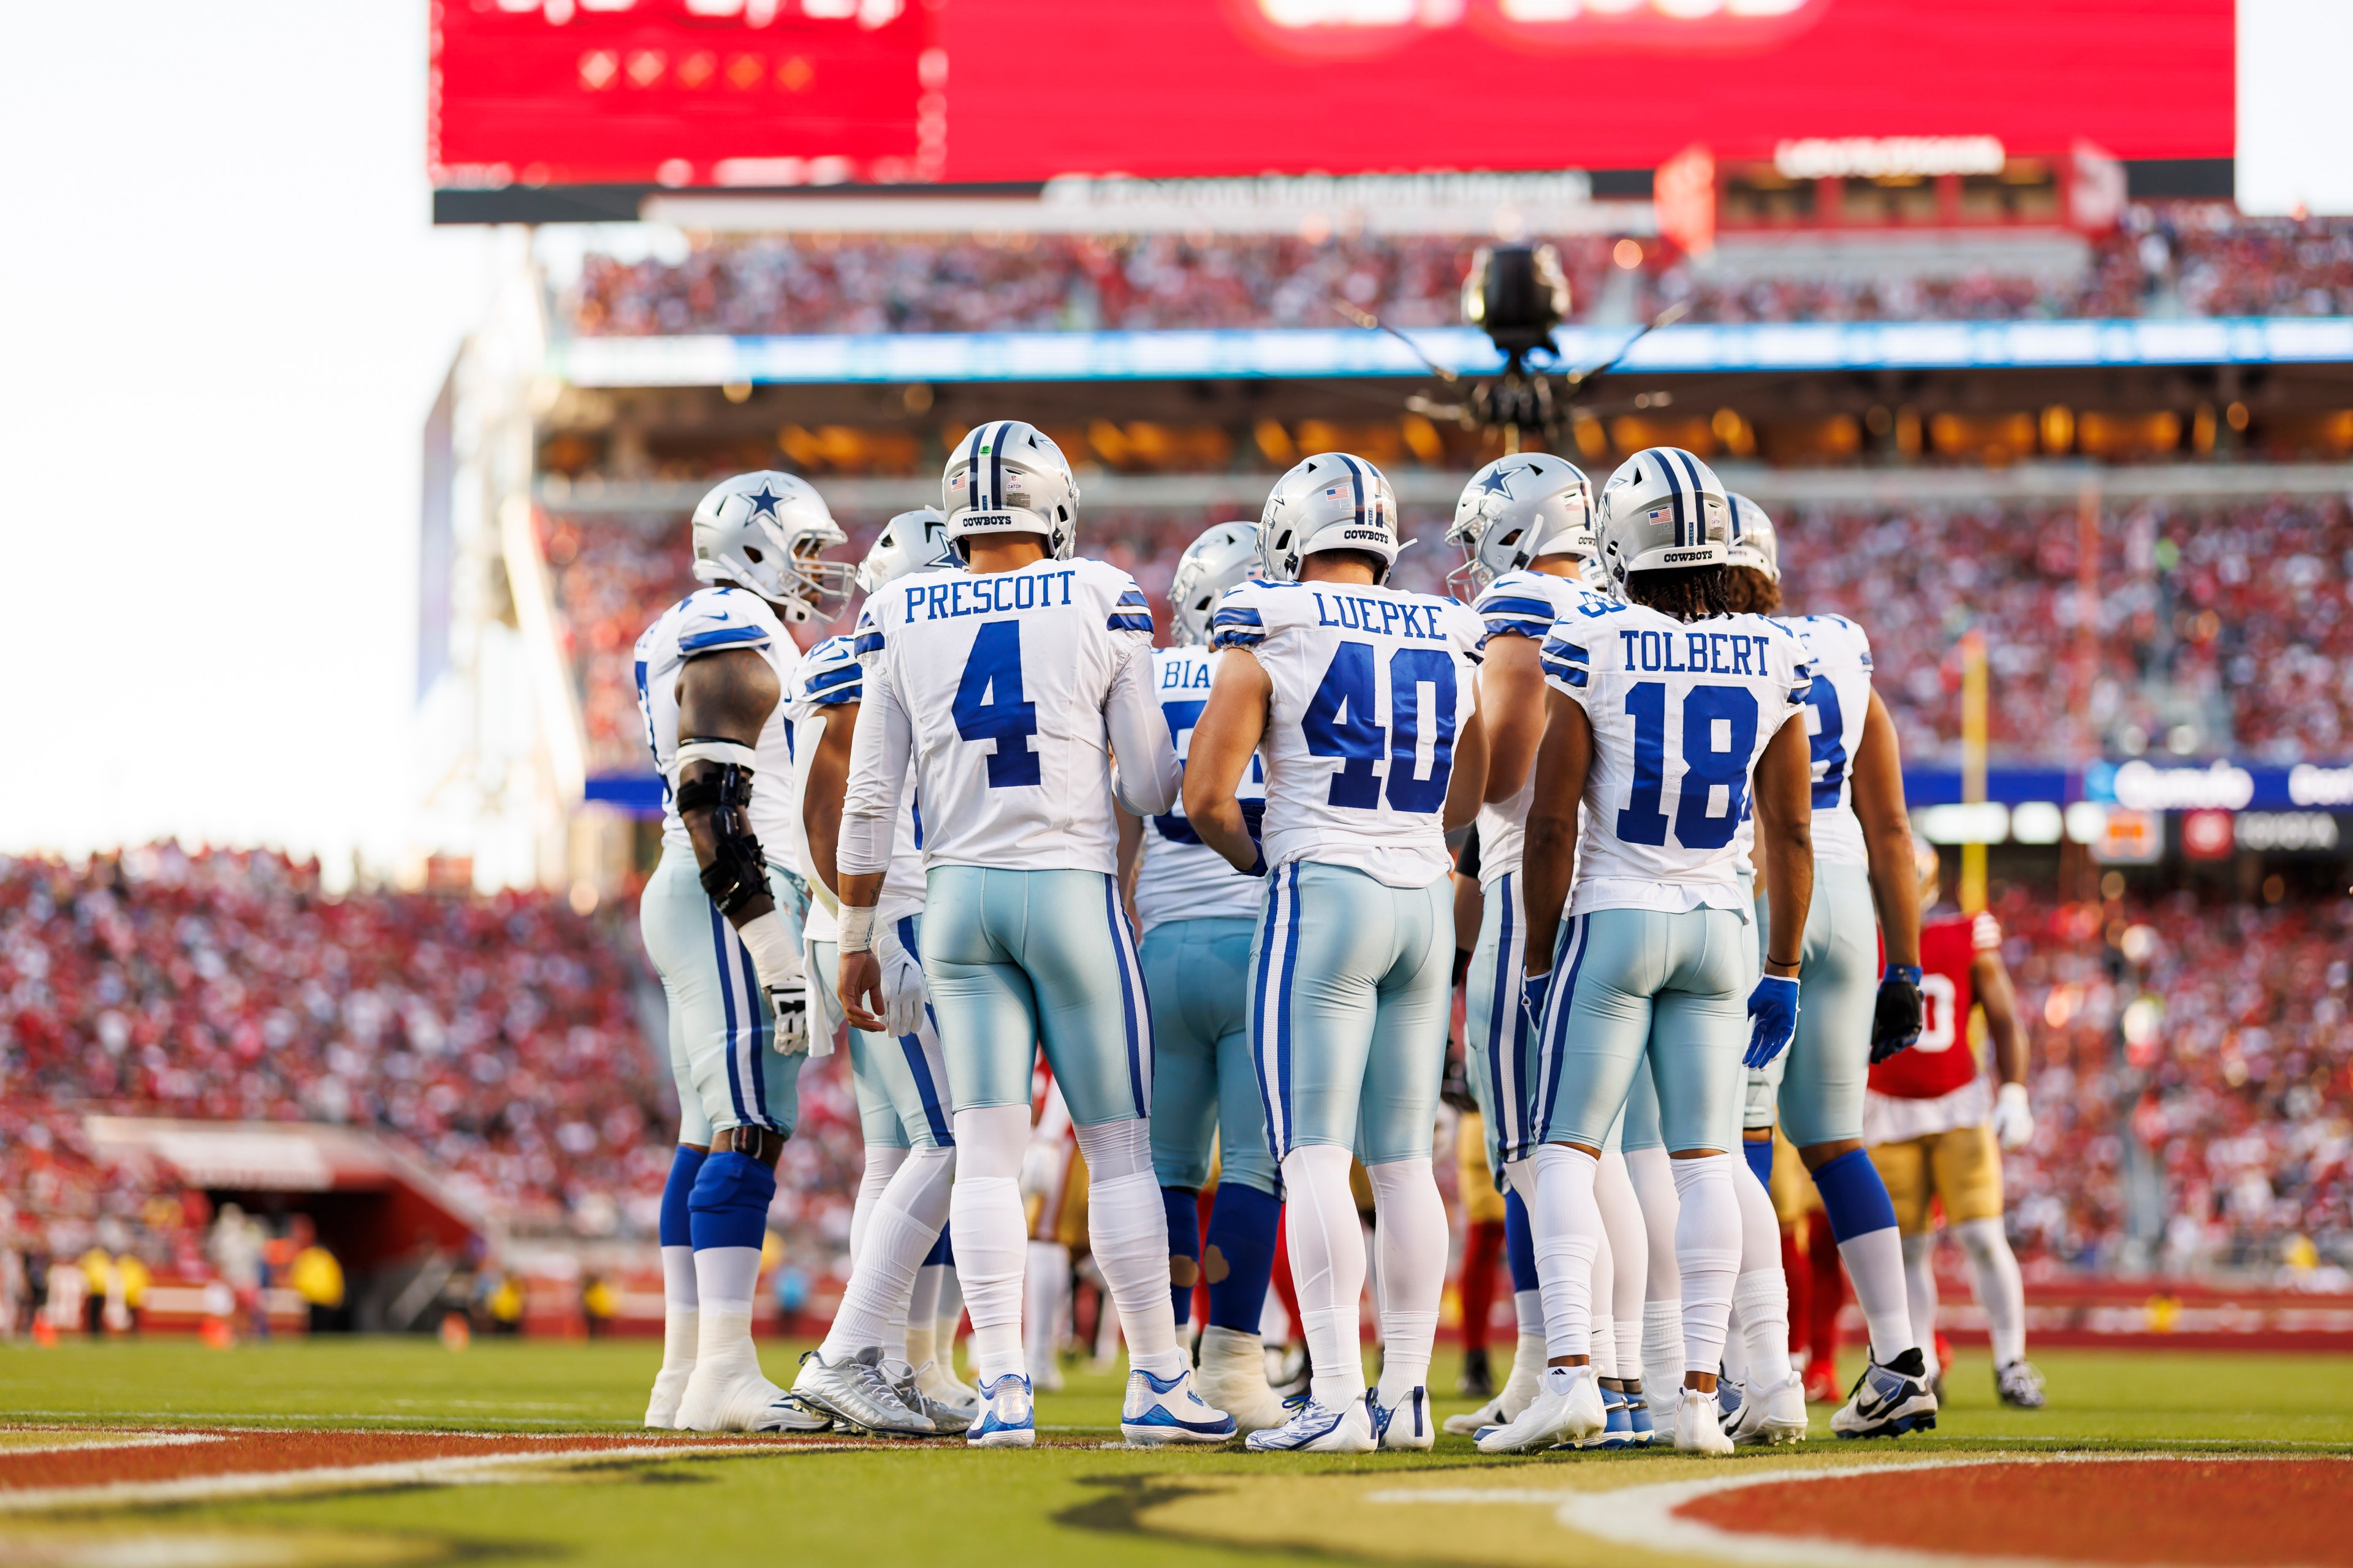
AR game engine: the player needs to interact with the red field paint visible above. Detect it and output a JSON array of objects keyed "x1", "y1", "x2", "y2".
[{"x1": 1678, "y1": 1457, "x2": 2353, "y2": 1566}]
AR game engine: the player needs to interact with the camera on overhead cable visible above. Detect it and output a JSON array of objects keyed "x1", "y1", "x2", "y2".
[{"x1": 1462, "y1": 243, "x2": 1569, "y2": 358}]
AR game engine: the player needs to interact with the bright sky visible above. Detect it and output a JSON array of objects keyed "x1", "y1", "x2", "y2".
[{"x1": 0, "y1": 2, "x2": 2340, "y2": 876}]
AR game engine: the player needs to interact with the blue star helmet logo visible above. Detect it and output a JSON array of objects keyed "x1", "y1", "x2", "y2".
[
  {"x1": 1475, "y1": 468, "x2": 1514, "y2": 499},
  {"x1": 742, "y1": 481, "x2": 788, "y2": 523}
]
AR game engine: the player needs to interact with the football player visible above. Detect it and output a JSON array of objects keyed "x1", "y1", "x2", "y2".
[
  {"x1": 634, "y1": 472, "x2": 852, "y2": 1432},
  {"x1": 1866, "y1": 838, "x2": 2044, "y2": 1408},
  {"x1": 791, "y1": 510, "x2": 970, "y2": 1437},
  {"x1": 1439, "y1": 455, "x2": 1656, "y2": 1445},
  {"x1": 1722, "y1": 496, "x2": 1939, "y2": 1439},
  {"x1": 1484, "y1": 447, "x2": 1815, "y2": 1457},
  {"x1": 1185, "y1": 452, "x2": 1490, "y2": 1453},
  {"x1": 834, "y1": 422, "x2": 1230, "y2": 1449},
  {"x1": 1122, "y1": 520, "x2": 1290, "y2": 1433}
]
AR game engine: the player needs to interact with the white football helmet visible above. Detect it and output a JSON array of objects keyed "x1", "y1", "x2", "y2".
[
  {"x1": 1445, "y1": 453, "x2": 1596, "y2": 592},
  {"x1": 1595, "y1": 445, "x2": 1731, "y2": 594},
  {"x1": 690, "y1": 471, "x2": 854, "y2": 621},
  {"x1": 1258, "y1": 453, "x2": 1399, "y2": 585},
  {"x1": 1726, "y1": 493, "x2": 1780, "y2": 581},
  {"x1": 857, "y1": 507, "x2": 960, "y2": 595},
  {"x1": 1169, "y1": 521, "x2": 1260, "y2": 646},
  {"x1": 943, "y1": 421, "x2": 1079, "y2": 561}
]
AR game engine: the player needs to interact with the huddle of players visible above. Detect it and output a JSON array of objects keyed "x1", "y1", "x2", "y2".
[{"x1": 629, "y1": 418, "x2": 2041, "y2": 1453}]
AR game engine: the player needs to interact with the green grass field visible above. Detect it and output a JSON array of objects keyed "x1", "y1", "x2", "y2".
[{"x1": 3, "y1": 1338, "x2": 2349, "y2": 1567}]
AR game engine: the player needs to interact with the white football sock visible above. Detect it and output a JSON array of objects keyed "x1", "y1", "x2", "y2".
[
  {"x1": 1529, "y1": 1143, "x2": 1602, "y2": 1361},
  {"x1": 1837, "y1": 1225, "x2": 1917, "y2": 1365},
  {"x1": 936, "y1": 1265, "x2": 965, "y2": 1342},
  {"x1": 1587, "y1": 1209, "x2": 1617, "y2": 1379},
  {"x1": 1731, "y1": 1154, "x2": 1790, "y2": 1381},
  {"x1": 1903, "y1": 1230, "x2": 1941, "y2": 1377},
  {"x1": 1280, "y1": 1143, "x2": 1369, "y2": 1408},
  {"x1": 1625, "y1": 1146, "x2": 1682, "y2": 1396},
  {"x1": 1367, "y1": 1156, "x2": 1445, "y2": 1404},
  {"x1": 658, "y1": 1244, "x2": 698, "y2": 1376},
  {"x1": 1642, "y1": 1301, "x2": 1682, "y2": 1403},
  {"x1": 1668, "y1": 1153, "x2": 1741, "y2": 1376},
  {"x1": 906, "y1": 1262, "x2": 946, "y2": 1368},
  {"x1": 948, "y1": 1104, "x2": 1031, "y2": 1384},
  {"x1": 849, "y1": 1144, "x2": 908, "y2": 1273},
  {"x1": 1955, "y1": 1217, "x2": 2028, "y2": 1367},
  {"x1": 1073, "y1": 1118, "x2": 1187, "y2": 1381},
  {"x1": 693, "y1": 1245, "x2": 763, "y2": 1317},
  {"x1": 1025, "y1": 1241, "x2": 1071, "y2": 1382},
  {"x1": 1594, "y1": 1151, "x2": 1648, "y2": 1368},
  {"x1": 823, "y1": 1144, "x2": 952, "y2": 1361}
]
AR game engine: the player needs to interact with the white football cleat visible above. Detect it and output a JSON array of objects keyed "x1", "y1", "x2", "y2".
[
  {"x1": 1195, "y1": 1326, "x2": 1291, "y2": 1433},
  {"x1": 1120, "y1": 1366, "x2": 1237, "y2": 1446},
  {"x1": 1370, "y1": 1387, "x2": 1433, "y2": 1451},
  {"x1": 1673, "y1": 1385, "x2": 1736, "y2": 1456},
  {"x1": 1476, "y1": 1365, "x2": 1605, "y2": 1455},
  {"x1": 967, "y1": 1373, "x2": 1036, "y2": 1448},
  {"x1": 1729, "y1": 1376, "x2": 1810, "y2": 1445},
  {"x1": 1244, "y1": 1393, "x2": 1377, "y2": 1453},
  {"x1": 1445, "y1": 1335, "x2": 1544, "y2": 1436},
  {"x1": 1831, "y1": 1353, "x2": 1940, "y2": 1439},
  {"x1": 644, "y1": 1362, "x2": 694, "y2": 1430},
  {"x1": 676, "y1": 1308, "x2": 797, "y2": 1433}
]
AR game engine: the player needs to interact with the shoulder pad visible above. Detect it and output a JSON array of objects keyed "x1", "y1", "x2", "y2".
[
  {"x1": 1473, "y1": 573, "x2": 1562, "y2": 643},
  {"x1": 851, "y1": 601, "x2": 885, "y2": 657},
  {"x1": 798, "y1": 635, "x2": 863, "y2": 706},
  {"x1": 1105, "y1": 568, "x2": 1155, "y2": 635},
  {"x1": 1209, "y1": 580, "x2": 1280, "y2": 649},
  {"x1": 675, "y1": 589, "x2": 773, "y2": 656}
]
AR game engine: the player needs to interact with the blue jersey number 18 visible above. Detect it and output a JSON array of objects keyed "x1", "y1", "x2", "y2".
[{"x1": 1617, "y1": 680, "x2": 1758, "y2": 849}]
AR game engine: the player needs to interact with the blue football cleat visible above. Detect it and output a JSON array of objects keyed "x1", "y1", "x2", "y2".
[
  {"x1": 966, "y1": 1372, "x2": 1036, "y2": 1448},
  {"x1": 1120, "y1": 1366, "x2": 1237, "y2": 1446},
  {"x1": 1625, "y1": 1388, "x2": 1657, "y2": 1446}
]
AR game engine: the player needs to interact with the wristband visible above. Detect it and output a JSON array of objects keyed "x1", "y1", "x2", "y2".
[
  {"x1": 838, "y1": 903, "x2": 878, "y2": 954},
  {"x1": 735, "y1": 909, "x2": 800, "y2": 982},
  {"x1": 1765, "y1": 952, "x2": 1801, "y2": 970},
  {"x1": 1885, "y1": 963, "x2": 1923, "y2": 985}
]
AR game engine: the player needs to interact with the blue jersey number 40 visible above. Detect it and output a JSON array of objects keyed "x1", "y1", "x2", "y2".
[
  {"x1": 1302, "y1": 640, "x2": 1458, "y2": 813},
  {"x1": 953, "y1": 621, "x2": 1041, "y2": 787}
]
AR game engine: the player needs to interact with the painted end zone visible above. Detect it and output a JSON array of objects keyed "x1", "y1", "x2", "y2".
[{"x1": 1676, "y1": 1456, "x2": 2353, "y2": 1567}]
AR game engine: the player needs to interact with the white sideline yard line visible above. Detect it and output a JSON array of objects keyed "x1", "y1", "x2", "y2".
[
  {"x1": 2, "y1": 1409, "x2": 612, "y2": 1428},
  {"x1": 0, "y1": 1438, "x2": 888, "y2": 1513},
  {"x1": 1367, "y1": 1452, "x2": 2348, "y2": 1568},
  {"x1": 0, "y1": 1433, "x2": 224, "y2": 1459}
]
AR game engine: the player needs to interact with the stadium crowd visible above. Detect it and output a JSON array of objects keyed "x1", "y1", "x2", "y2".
[
  {"x1": 559, "y1": 205, "x2": 2353, "y2": 338},
  {"x1": 550, "y1": 491, "x2": 2353, "y2": 777},
  {"x1": 0, "y1": 846, "x2": 868, "y2": 1258}
]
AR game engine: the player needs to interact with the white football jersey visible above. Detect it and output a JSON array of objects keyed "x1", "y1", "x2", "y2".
[
  {"x1": 1134, "y1": 644, "x2": 1267, "y2": 934},
  {"x1": 1778, "y1": 613, "x2": 1873, "y2": 868},
  {"x1": 781, "y1": 634, "x2": 928, "y2": 925},
  {"x1": 634, "y1": 585, "x2": 805, "y2": 855},
  {"x1": 1470, "y1": 568, "x2": 1612, "y2": 887},
  {"x1": 1212, "y1": 580, "x2": 1484, "y2": 889},
  {"x1": 1540, "y1": 601, "x2": 1812, "y2": 917},
  {"x1": 841, "y1": 557, "x2": 1175, "y2": 876}
]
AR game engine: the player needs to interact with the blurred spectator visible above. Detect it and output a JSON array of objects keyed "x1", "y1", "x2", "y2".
[
  {"x1": 581, "y1": 1272, "x2": 617, "y2": 1338},
  {"x1": 287, "y1": 1217, "x2": 346, "y2": 1333},
  {"x1": 557, "y1": 205, "x2": 2353, "y2": 339}
]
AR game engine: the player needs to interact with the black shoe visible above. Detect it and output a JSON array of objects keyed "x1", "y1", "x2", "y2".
[{"x1": 1458, "y1": 1347, "x2": 1494, "y2": 1400}]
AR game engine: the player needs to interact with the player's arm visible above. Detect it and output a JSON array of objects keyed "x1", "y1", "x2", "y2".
[
  {"x1": 1853, "y1": 688, "x2": 1928, "y2": 1062},
  {"x1": 1518, "y1": 688, "x2": 1591, "y2": 977},
  {"x1": 1751, "y1": 718, "x2": 1814, "y2": 973},
  {"x1": 1975, "y1": 937, "x2": 2036, "y2": 1148},
  {"x1": 675, "y1": 648, "x2": 781, "y2": 926},
  {"x1": 1477, "y1": 632, "x2": 1548, "y2": 806},
  {"x1": 835, "y1": 661, "x2": 914, "y2": 1034},
  {"x1": 1442, "y1": 702, "x2": 1488, "y2": 833},
  {"x1": 1106, "y1": 640, "x2": 1182, "y2": 817},
  {"x1": 800, "y1": 699, "x2": 859, "y2": 901},
  {"x1": 1182, "y1": 648, "x2": 1272, "y2": 875},
  {"x1": 1114, "y1": 805, "x2": 1144, "y2": 929}
]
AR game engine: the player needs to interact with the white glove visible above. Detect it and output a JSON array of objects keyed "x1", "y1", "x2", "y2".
[
  {"x1": 734, "y1": 909, "x2": 808, "y2": 1056},
  {"x1": 805, "y1": 939, "x2": 845, "y2": 1052},
  {"x1": 1992, "y1": 1081, "x2": 2034, "y2": 1150},
  {"x1": 878, "y1": 920, "x2": 930, "y2": 1039}
]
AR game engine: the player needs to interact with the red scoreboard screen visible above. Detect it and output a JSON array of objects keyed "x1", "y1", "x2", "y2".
[{"x1": 429, "y1": 0, "x2": 2233, "y2": 191}]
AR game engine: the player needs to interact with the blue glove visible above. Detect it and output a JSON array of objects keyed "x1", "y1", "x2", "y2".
[
  {"x1": 1520, "y1": 968, "x2": 1553, "y2": 1042},
  {"x1": 1869, "y1": 964, "x2": 1925, "y2": 1064},
  {"x1": 1743, "y1": 974, "x2": 1800, "y2": 1069},
  {"x1": 1238, "y1": 798, "x2": 1268, "y2": 877}
]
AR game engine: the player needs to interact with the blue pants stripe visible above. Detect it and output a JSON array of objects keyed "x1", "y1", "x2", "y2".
[
  {"x1": 733, "y1": 933, "x2": 774, "y2": 1130},
  {"x1": 1484, "y1": 873, "x2": 1518, "y2": 1161},
  {"x1": 1275, "y1": 863, "x2": 1306, "y2": 1159},
  {"x1": 1102, "y1": 877, "x2": 1149, "y2": 1119},
  {"x1": 1249, "y1": 872, "x2": 1287, "y2": 1159},
  {"x1": 709, "y1": 903, "x2": 753, "y2": 1129}
]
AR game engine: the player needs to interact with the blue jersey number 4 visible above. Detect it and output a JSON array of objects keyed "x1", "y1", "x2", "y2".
[
  {"x1": 953, "y1": 620, "x2": 1041, "y2": 787},
  {"x1": 1302, "y1": 640, "x2": 1458, "y2": 813}
]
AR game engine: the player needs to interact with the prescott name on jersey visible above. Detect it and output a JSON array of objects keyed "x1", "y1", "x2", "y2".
[
  {"x1": 838, "y1": 556, "x2": 1177, "y2": 878},
  {"x1": 1212, "y1": 579, "x2": 1484, "y2": 889},
  {"x1": 634, "y1": 585, "x2": 805, "y2": 855},
  {"x1": 1539, "y1": 600, "x2": 1813, "y2": 917}
]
